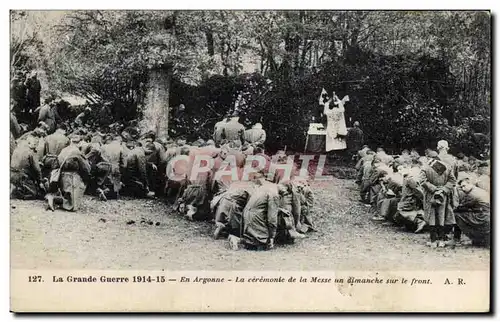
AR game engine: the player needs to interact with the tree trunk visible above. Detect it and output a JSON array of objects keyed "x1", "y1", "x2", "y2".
[
  {"x1": 205, "y1": 31, "x2": 214, "y2": 56},
  {"x1": 140, "y1": 66, "x2": 172, "y2": 139}
]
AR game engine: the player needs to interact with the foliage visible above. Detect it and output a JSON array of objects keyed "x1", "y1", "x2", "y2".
[
  {"x1": 10, "y1": 11, "x2": 49, "y2": 82},
  {"x1": 47, "y1": 11, "x2": 213, "y2": 123},
  {"x1": 11, "y1": 10, "x2": 491, "y2": 157},
  {"x1": 171, "y1": 49, "x2": 489, "y2": 156}
]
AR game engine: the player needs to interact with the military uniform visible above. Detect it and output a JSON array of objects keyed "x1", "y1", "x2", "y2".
[
  {"x1": 101, "y1": 140, "x2": 127, "y2": 191},
  {"x1": 223, "y1": 118, "x2": 245, "y2": 143},
  {"x1": 242, "y1": 182, "x2": 280, "y2": 249},
  {"x1": 244, "y1": 125, "x2": 266, "y2": 146},
  {"x1": 455, "y1": 186, "x2": 490, "y2": 246},
  {"x1": 213, "y1": 120, "x2": 227, "y2": 146},
  {"x1": 346, "y1": 126, "x2": 364, "y2": 157},
  {"x1": 40, "y1": 130, "x2": 70, "y2": 178},
  {"x1": 10, "y1": 143, "x2": 43, "y2": 199},
  {"x1": 37, "y1": 104, "x2": 60, "y2": 134},
  {"x1": 74, "y1": 112, "x2": 91, "y2": 128},
  {"x1": 56, "y1": 144, "x2": 92, "y2": 211},
  {"x1": 420, "y1": 158, "x2": 457, "y2": 243},
  {"x1": 212, "y1": 181, "x2": 253, "y2": 238},
  {"x1": 122, "y1": 146, "x2": 149, "y2": 197}
]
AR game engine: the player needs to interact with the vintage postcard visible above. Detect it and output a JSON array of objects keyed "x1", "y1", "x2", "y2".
[{"x1": 9, "y1": 9, "x2": 491, "y2": 312}]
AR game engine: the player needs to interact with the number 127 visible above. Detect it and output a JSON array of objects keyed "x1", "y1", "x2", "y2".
[{"x1": 28, "y1": 276, "x2": 42, "y2": 282}]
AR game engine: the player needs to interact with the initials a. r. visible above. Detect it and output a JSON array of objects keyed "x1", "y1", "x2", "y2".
[{"x1": 444, "y1": 278, "x2": 465, "y2": 285}]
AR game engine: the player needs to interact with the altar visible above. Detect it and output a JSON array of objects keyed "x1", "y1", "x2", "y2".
[
  {"x1": 304, "y1": 123, "x2": 351, "y2": 153},
  {"x1": 304, "y1": 123, "x2": 327, "y2": 153}
]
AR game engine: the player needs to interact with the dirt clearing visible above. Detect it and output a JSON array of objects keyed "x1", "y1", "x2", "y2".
[{"x1": 10, "y1": 176, "x2": 489, "y2": 271}]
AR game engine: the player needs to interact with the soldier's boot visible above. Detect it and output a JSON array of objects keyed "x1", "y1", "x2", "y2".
[
  {"x1": 213, "y1": 222, "x2": 226, "y2": 240},
  {"x1": 46, "y1": 193, "x2": 55, "y2": 211}
]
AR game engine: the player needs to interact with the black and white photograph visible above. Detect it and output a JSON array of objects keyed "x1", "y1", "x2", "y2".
[{"x1": 8, "y1": 9, "x2": 492, "y2": 312}]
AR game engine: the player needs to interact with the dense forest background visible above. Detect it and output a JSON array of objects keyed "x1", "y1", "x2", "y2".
[{"x1": 10, "y1": 10, "x2": 491, "y2": 155}]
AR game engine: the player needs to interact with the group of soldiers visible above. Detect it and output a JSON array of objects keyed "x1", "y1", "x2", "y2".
[
  {"x1": 10, "y1": 108, "x2": 316, "y2": 251},
  {"x1": 11, "y1": 70, "x2": 42, "y2": 126},
  {"x1": 356, "y1": 140, "x2": 491, "y2": 248}
]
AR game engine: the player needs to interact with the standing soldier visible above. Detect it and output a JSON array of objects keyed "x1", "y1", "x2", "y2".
[
  {"x1": 213, "y1": 114, "x2": 230, "y2": 147},
  {"x1": 244, "y1": 123, "x2": 266, "y2": 147},
  {"x1": 223, "y1": 112, "x2": 246, "y2": 144},
  {"x1": 11, "y1": 71, "x2": 28, "y2": 122},
  {"x1": 420, "y1": 152, "x2": 457, "y2": 248},
  {"x1": 346, "y1": 121, "x2": 364, "y2": 160},
  {"x1": 25, "y1": 71, "x2": 42, "y2": 115},
  {"x1": 437, "y1": 140, "x2": 458, "y2": 178}
]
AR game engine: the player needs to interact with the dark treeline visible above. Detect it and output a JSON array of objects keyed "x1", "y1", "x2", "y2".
[{"x1": 10, "y1": 10, "x2": 491, "y2": 156}]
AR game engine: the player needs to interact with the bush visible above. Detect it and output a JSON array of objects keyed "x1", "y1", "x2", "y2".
[{"x1": 169, "y1": 50, "x2": 491, "y2": 156}]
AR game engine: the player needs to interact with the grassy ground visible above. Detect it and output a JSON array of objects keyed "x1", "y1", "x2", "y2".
[{"x1": 10, "y1": 171, "x2": 489, "y2": 271}]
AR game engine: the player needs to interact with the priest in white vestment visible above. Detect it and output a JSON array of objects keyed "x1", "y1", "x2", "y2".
[{"x1": 321, "y1": 90, "x2": 349, "y2": 152}]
